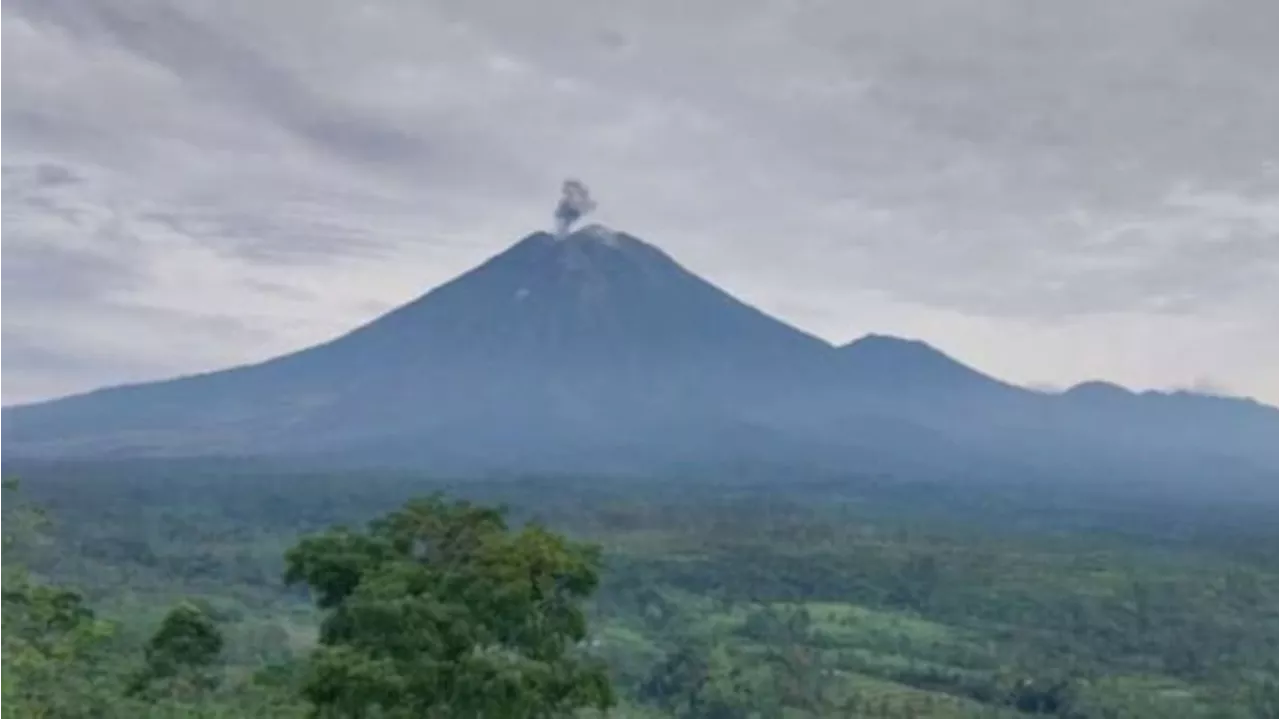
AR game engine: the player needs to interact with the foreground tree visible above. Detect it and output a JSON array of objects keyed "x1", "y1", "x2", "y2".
[
  {"x1": 127, "y1": 601, "x2": 225, "y2": 699},
  {"x1": 1, "y1": 480, "x2": 119, "y2": 717},
  {"x1": 284, "y1": 495, "x2": 614, "y2": 718}
]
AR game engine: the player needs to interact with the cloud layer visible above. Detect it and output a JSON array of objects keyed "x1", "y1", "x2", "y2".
[{"x1": 3, "y1": 0, "x2": 1277, "y2": 403}]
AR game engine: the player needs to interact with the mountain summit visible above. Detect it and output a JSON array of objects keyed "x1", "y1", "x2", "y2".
[
  {"x1": 4, "y1": 226, "x2": 831, "y2": 469},
  {"x1": 4, "y1": 226, "x2": 1275, "y2": 493}
]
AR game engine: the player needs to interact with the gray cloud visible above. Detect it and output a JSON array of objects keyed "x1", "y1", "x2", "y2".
[
  {"x1": 8, "y1": 0, "x2": 433, "y2": 171},
  {"x1": 3, "y1": 163, "x2": 147, "y2": 307},
  {"x1": 2, "y1": 0, "x2": 1276, "y2": 403},
  {"x1": 2, "y1": 241, "x2": 142, "y2": 306},
  {"x1": 36, "y1": 164, "x2": 80, "y2": 187},
  {"x1": 3, "y1": 332, "x2": 115, "y2": 376},
  {"x1": 136, "y1": 208, "x2": 389, "y2": 267}
]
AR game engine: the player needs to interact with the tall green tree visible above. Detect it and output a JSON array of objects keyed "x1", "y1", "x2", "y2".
[
  {"x1": 127, "y1": 601, "x2": 226, "y2": 698},
  {"x1": 284, "y1": 495, "x2": 614, "y2": 718}
]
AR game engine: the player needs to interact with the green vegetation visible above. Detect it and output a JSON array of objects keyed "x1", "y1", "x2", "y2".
[
  {"x1": 2, "y1": 464, "x2": 1275, "y2": 718},
  {"x1": 284, "y1": 495, "x2": 613, "y2": 717},
  {"x1": 125, "y1": 601, "x2": 226, "y2": 700}
]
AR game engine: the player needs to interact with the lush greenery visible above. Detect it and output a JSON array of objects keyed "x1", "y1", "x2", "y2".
[
  {"x1": 2, "y1": 461, "x2": 1275, "y2": 718},
  {"x1": 284, "y1": 495, "x2": 613, "y2": 717}
]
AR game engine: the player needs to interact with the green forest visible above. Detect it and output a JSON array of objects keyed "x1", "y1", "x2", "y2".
[{"x1": 3, "y1": 461, "x2": 1276, "y2": 718}]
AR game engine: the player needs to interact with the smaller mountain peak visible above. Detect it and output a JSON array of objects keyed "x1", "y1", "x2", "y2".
[
  {"x1": 846, "y1": 333, "x2": 932, "y2": 350},
  {"x1": 839, "y1": 333, "x2": 1008, "y2": 390},
  {"x1": 843, "y1": 334, "x2": 953, "y2": 362},
  {"x1": 1064, "y1": 380, "x2": 1133, "y2": 398}
]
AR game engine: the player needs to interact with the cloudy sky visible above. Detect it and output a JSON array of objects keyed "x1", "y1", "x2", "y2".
[{"x1": 3, "y1": 0, "x2": 1277, "y2": 405}]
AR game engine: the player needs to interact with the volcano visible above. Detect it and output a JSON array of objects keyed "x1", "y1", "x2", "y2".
[
  {"x1": 3, "y1": 225, "x2": 1276, "y2": 492},
  {"x1": 3, "y1": 226, "x2": 840, "y2": 470}
]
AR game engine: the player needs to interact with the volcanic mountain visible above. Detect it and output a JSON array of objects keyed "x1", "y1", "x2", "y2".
[
  {"x1": 3, "y1": 226, "x2": 840, "y2": 470},
  {"x1": 4, "y1": 225, "x2": 1276, "y2": 493}
]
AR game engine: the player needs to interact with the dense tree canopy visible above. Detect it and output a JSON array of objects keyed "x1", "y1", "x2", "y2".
[
  {"x1": 127, "y1": 601, "x2": 226, "y2": 699},
  {"x1": 284, "y1": 495, "x2": 615, "y2": 718},
  {"x1": 2, "y1": 466, "x2": 1275, "y2": 718},
  {"x1": 2, "y1": 481, "x2": 120, "y2": 717}
]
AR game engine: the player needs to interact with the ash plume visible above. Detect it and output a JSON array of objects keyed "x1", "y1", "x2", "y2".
[{"x1": 553, "y1": 179, "x2": 597, "y2": 235}]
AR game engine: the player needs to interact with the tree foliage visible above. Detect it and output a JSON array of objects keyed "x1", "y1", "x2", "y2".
[
  {"x1": 127, "y1": 601, "x2": 226, "y2": 698},
  {"x1": 1, "y1": 480, "x2": 120, "y2": 717},
  {"x1": 284, "y1": 494, "x2": 615, "y2": 718},
  {"x1": 4, "y1": 468, "x2": 1276, "y2": 718}
]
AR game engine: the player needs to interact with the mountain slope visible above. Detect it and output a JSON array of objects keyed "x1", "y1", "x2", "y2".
[
  {"x1": 1054, "y1": 381, "x2": 1278, "y2": 461},
  {"x1": 4, "y1": 225, "x2": 1275, "y2": 489},
  {"x1": 3, "y1": 226, "x2": 847, "y2": 467}
]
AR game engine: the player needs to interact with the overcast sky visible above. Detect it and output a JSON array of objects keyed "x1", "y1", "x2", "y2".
[{"x1": 3, "y1": 0, "x2": 1277, "y2": 405}]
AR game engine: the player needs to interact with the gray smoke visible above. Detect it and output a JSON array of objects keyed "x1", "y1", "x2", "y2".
[{"x1": 553, "y1": 179, "x2": 597, "y2": 235}]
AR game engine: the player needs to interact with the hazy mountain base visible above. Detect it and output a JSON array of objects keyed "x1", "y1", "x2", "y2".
[{"x1": 3, "y1": 460, "x2": 1275, "y2": 718}]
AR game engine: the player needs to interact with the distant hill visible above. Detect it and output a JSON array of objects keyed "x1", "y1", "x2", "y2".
[{"x1": 4, "y1": 224, "x2": 1275, "y2": 498}]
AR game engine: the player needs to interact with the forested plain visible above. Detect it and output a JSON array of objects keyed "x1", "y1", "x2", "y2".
[{"x1": 3, "y1": 459, "x2": 1275, "y2": 718}]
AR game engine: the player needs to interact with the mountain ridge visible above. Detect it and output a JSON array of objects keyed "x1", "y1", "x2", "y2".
[{"x1": 4, "y1": 225, "x2": 1275, "y2": 497}]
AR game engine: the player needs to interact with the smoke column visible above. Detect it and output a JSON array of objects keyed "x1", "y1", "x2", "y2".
[{"x1": 553, "y1": 179, "x2": 597, "y2": 235}]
